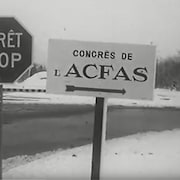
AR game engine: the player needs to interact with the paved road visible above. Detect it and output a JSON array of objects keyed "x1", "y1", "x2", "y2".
[{"x1": 2, "y1": 104, "x2": 180, "y2": 159}]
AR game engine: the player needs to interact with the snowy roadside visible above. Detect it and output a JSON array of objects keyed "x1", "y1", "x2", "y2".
[
  {"x1": 3, "y1": 129, "x2": 180, "y2": 180},
  {"x1": 3, "y1": 88, "x2": 180, "y2": 109},
  {"x1": 3, "y1": 72, "x2": 180, "y2": 108},
  {"x1": 2, "y1": 88, "x2": 180, "y2": 179}
]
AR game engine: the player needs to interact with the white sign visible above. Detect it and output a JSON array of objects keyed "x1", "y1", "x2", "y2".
[{"x1": 46, "y1": 39, "x2": 156, "y2": 100}]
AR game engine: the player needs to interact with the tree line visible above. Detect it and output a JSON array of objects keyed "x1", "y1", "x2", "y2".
[{"x1": 155, "y1": 52, "x2": 180, "y2": 90}]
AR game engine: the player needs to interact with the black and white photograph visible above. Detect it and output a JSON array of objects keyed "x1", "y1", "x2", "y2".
[{"x1": 0, "y1": 0, "x2": 180, "y2": 179}]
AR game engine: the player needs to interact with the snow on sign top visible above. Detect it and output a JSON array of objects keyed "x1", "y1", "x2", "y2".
[{"x1": 46, "y1": 39, "x2": 156, "y2": 100}]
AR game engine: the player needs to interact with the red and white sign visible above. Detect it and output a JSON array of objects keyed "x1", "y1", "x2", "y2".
[{"x1": 47, "y1": 39, "x2": 156, "y2": 100}]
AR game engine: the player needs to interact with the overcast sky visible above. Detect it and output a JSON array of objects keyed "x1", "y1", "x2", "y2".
[{"x1": 1, "y1": 0, "x2": 180, "y2": 64}]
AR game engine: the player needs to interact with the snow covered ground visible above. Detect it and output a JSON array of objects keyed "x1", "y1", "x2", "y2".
[
  {"x1": 3, "y1": 129, "x2": 180, "y2": 180},
  {"x1": 3, "y1": 71, "x2": 180, "y2": 108},
  {"x1": 2, "y1": 72, "x2": 180, "y2": 179},
  {"x1": 3, "y1": 88, "x2": 180, "y2": 109}
]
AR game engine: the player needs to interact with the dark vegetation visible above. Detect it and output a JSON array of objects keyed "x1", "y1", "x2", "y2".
[
  {"x1": 30, "y1": 63, "x2": 46, "y2": 76},
  {"x1": 156, "y1": 51, "x2": 180, "y2": 90}
]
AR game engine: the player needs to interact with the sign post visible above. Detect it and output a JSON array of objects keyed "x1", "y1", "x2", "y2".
[
  {"x1": 0, "y1": 17, "x2": 32, "y2": 83},
  {"x1": 0, "y1": 84, "x2": 2, "y2": 180},
  {"x1": 91, "y1": 97, "x2": 107, "y2": 180},
  {"x1": 46, "y1": 39, "x2": 156, "y2": 180}
]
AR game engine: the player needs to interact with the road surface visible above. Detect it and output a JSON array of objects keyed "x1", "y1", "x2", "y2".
[{"x1": 2, "y1": 103, "x2": 180, "y2": 159}]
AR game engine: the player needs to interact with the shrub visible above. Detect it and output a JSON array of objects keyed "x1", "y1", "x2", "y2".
[{"x1": 155, "y1": 52, "x2": 180, "y2": 90}]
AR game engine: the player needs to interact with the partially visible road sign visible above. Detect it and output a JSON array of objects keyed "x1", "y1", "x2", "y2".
[
  {"x1": 0, "y1": 84, "x2": 2, "y2": 180},
  {"x1": 0, "y1": 17, "x2": 32, "y2": 83},
  {"x1": 47, "y1": 39, "x2": 156, "y2": 100}
]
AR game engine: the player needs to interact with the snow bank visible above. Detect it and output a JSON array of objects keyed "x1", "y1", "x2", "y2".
[
  {"x1": 3, "y1": 129, "x2": 180, "y2": 180},
  {"x1": 3, "y1": 72, "x2": 180, "y2": 108},
  {"x1": 3, "y1": 88, "x2": 180, "y2": 109},
  {"x1": 108, "y1": 88, "x2": 180, "y2": 108},
  {"x1": 2, "y1": 71, "x2": 47, "y2": 90},
  {"x1": 22, "y1": 71, "x2": 47, "y2": 89}
]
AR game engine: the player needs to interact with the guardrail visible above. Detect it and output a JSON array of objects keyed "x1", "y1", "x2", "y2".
[{"x1": 3, "y1": 88, "x2": 46, "y2": 93}]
